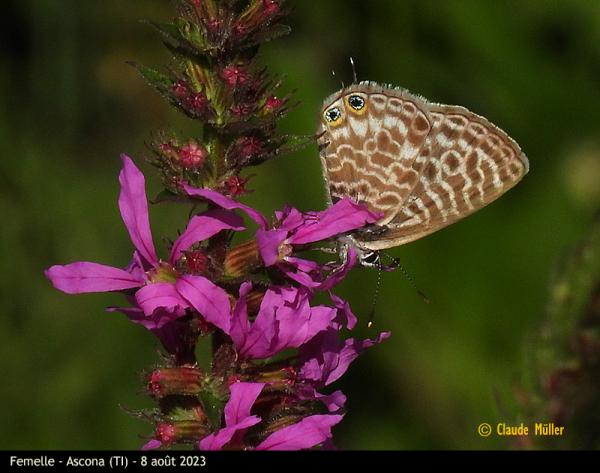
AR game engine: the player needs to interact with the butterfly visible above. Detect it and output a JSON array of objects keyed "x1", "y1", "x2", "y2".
[{"x1": 317, "y1": 81, "x2": 529, "y2": 267}]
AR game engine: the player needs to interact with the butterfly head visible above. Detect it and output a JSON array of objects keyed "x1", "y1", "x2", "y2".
[{"x1": 320, "y1": 91, "x2": 369, "y2": 129}]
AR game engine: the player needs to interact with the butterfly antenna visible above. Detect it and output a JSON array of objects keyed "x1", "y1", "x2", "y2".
[
  {"x1": 367, "y1": 261, "x2": 383, "y2": 328},
  {"x1": 383, "y1": 253, "x2": 431, "y2": 304},
  {"x1": 349, "y1": 57, "x2": 358, "y2": 83}
]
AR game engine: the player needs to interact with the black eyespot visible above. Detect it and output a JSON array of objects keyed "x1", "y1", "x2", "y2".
[
  {"x1": 348, "y1": 95, "x2": 365, "y2": 110},
  {"x1": 325, "y1": 107, "x2": 341, "y2": 122}
]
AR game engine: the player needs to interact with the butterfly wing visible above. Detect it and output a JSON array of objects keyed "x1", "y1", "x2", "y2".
[
  {"x1": 318, "y1": 83, "x2": 432, "y2": 226},
  {"x1": 360, "y1": 103, "x2": 529, "y2": 250}
]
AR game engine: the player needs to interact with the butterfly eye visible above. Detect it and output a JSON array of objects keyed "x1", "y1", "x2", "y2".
[
  {"x1": 325, "y1": 107, "x2": 342, "y2": 123},
  {"x1": 347, "y1": 95, "x2": 365, "y2": 111}
]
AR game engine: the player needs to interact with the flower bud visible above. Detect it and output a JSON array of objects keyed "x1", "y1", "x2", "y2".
[
  {"x1": 171, "y1": 80, "x2": 189, "y2": 99},
  {"x1": 179, "y1": 142, "x2": 207, "y2": 169},
  {"x1": 224, "y1": 239, "x2": 262, "y2": 278},
  {"x1": 253, "y1": 365, "x2": 297, "y2": 390},
  {"x1": 223, "y1": 175, "x2": 250, "y2": 197},
  {"x1": 264, "y1": 96, "x2": 284, "y2": 113},
  {"x1": 154, "y1": 419, "x2": 209, "y2": 446},
  {"x1": 183, "y1": 250, "x2": 209, "y2": 275},
  {"x1": 221, "y1": 65, "x2": 249, "y2": 88},
  {"x1": 148, "y1": 367, "x2": 204, "y2": 398}
]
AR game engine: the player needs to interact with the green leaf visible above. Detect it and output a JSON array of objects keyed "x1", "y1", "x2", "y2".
[
  {"x1": 246, "y1": 24, "x2": 292, "y2": 48},
  {"x1": 129, "y1": 62, "x2": 172, "y2": 91}
]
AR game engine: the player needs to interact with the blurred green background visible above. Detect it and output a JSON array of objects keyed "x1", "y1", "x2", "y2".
[{"x1": 2, "y1": 0, "x2": 600, "y2": 450}]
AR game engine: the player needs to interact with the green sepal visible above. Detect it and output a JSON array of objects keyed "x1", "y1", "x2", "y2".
[{"x1": 198, "y1": 388, "x2": 226, "y2": 431}]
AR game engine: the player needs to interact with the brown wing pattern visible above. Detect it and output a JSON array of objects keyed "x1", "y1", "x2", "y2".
[
  {"x1": 361, "y1": 104, "x2": 529, "y2": 250},
  {"x1": 318, "y1": 83, "x2": 432, "y2": 225}
]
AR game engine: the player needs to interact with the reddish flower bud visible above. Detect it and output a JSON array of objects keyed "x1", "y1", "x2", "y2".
[
  {"x1": 171, "y1": 80, "x2": 189, "y2": 99},
  {"x1": 221, "y1": 65, "x2": 249, "y2": 88},
  {"x1": 239, "y1": 137, "x2": 263, "y2": 158},
  {"x1": 205, "y1": 17, "x2": 222, "y2": 33},
  {"x1": 148, "y1": 367, "x2": 204, "y2": 398},
  {"x1": 185, "y1": 250, "x2": 209, "y2": 274},
  {"x1": 154, "y1": 419, "x2": 209, "y2": 446},
  {"x1": 156, "y1": 423, "x2": 177, "y2": 445},
  {"x1": 186, "y1": 93, "x2": 208, "y2": 115},
  {"x1": 223, "y1": 175, "x2": 250, "y2": 197},
  {"x1": 262, "y1": 0, "x2": 280, "y2": 17},
  {"x1": 264, "y1": 96, "x2": 284, "y2": 113},
  {"x1": 179, "y1": 143, "x2": 207, "y2": 169},
  {"x1": 233, "y1": 22, "x2": 250, "y2": 38},
  {"x1": 231, "y1": 103, "x2": 253, "y2": 117}
]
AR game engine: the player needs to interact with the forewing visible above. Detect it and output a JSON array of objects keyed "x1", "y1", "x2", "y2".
[{"x1": 318, "y1": 83, "x2": 432, "y2": 225}]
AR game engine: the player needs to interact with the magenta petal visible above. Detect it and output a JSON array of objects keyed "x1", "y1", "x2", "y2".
[
  {"x1": 229, "y1": 282, "x2": 253, "y2": 352},
  {"x1": 169, "y1": 209, "x2": 245, "y2": 264},
  {"x1": 118, "y1": 155, "x2": 158, "y2": 266},
  {"x1": 199, "y1": 415, "x2": 261, "y2": 451},
  {"x1": 298, "y1": 330, "x2": 391, "y2": 387},
  {"x1": 176, "y1": 275, "x2": 231, "y2": 333},
  {"x1": 224, "y1": 382, "x2": 266, "y2": 426},
  {"x1": 271, "y1": 304, "x2": 336, "y2": 354},
  {"x1": 285, "y1": 257, "x2": 321, "y2": 273},
  {"x1": 327, "y1": 332, "x2": 392, "y2": 386},
  {"x1": 45, "y1": 262, "x2": 142, "y2": 294},
  {"x1": 183, "y1": 184, "x2": 268, "y2": 229},
  {"x1": 108, "y1": 306, "x2": 179, "y2": 330},
  {"x1": 329, "y1": 293, "x2": 357, "y2": 330},
  {"x1": 256, "y1": 228, "x2": 288, "y2": 266},
  {"x1": 279, "y1": 264, "x2": 322, "y2": 289},
  {"x1": 288, "y1": 198, "x2": 381, "y2": 245},
  {"x1": 141, "y1": 439, "x2": 162, "y2": 450},
  {"x1": 314, "y1": 390, "x2": 347, "y2": 412},
  {"x1": 277, "y1": 206, "x2": 306, "y2": 232},
  {"x1": 329, "y1": 332, "x2": 391, "y2": 384},
  {"x1": 298, "y1": 387, "x2": 347, "y2": 413},
  {"x1": 242, "y1": 288, "x2": 335, "y2": 359},
  {"x1": 200, "y1": 383, "x2": 265, "y2": 451},
  {"x1": 135, "y1": 283, "x2": 188, "y2": 316},
  {"x1": 256, "y1": 415, "x2": 343, "y2": 451}
]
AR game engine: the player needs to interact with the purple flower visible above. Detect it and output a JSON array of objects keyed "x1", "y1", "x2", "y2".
[
  {"x1": 46, "y1": 155, "x2": 244, "y2": 329},
  {"x1": 183, "y1": 184, "x2": 380, "y2": 290},
  {"x1": 296, "y1": 328, "x2": 391, "y2": 412},
  {"x1": 199, "y1": 382, "x2": 265, "y2": 450},
  {"x1": 212, "y1": 282, "x2": 337, "y2": 359},
  {"x1": 198, "y1": 382, "x2": 342, "y2": 451},
  {"x1": 256, "y1": 201, "x2": 379, "y2": 289}
]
